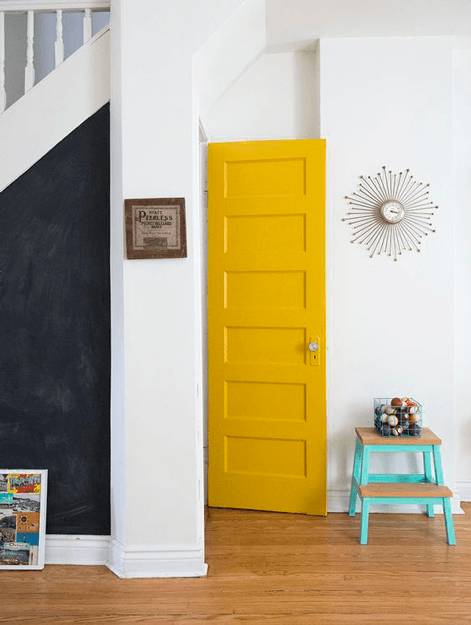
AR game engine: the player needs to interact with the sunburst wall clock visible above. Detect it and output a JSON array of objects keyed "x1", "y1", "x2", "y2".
[{"x1": 343, "y1": 167, "x2": 438, "y2": 261}]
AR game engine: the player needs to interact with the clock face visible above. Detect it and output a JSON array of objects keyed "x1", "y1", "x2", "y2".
[
  {"x1": 344, "y1": 168, "x2": 437, "y2": 259},
  {"x1": 380, "y1": 200, "x2": 405, "y2": 224}
]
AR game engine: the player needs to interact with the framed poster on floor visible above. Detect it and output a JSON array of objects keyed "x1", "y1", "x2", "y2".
[{"x1": 0, "y1": 469, "x2": 48, "y2": 570}]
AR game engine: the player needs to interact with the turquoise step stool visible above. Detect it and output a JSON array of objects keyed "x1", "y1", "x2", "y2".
[{"x1": 349, "y1": 427, "x2": 455, "y2": 545}]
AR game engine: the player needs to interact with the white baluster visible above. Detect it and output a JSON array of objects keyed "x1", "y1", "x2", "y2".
[
  {"x1": 83, "y1": 8, "x2": 92, "y2": 43},
  {"x1": 0, "y1": 12, "x2": 5, "y2": 113},
  {"x1": 24, "y1": 10, "x2": 35, "y2": 93},
  {"x1": 55, "y1": 10, "x2": 64, "y2": 67}
]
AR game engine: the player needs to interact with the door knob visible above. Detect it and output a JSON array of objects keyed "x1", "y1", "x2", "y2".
[{"x1": 308, "y1": 342, "x2": 319, "y2": 352}]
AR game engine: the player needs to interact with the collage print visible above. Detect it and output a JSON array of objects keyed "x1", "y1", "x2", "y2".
[{"x1": 0, "y1": 472, "x2": 43, "y2": 567}]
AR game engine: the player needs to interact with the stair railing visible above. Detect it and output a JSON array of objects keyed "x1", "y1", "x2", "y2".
[{"x1": 0, "y1": 1, "x2": 110, "y2": 113}]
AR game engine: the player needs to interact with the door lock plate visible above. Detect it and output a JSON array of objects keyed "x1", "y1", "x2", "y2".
[{"x1": 309, "y1": 337, "x2": 320, "y2": 366}]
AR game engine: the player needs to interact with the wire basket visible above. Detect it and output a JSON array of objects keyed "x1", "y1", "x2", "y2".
[{"x1": 374, "y1": 397, "x2": 422, "y2": 437}]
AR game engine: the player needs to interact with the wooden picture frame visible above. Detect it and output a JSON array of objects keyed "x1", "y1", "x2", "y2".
[
  {"x1": 125, "y1": 197, "x2": 187, "y2": 259},
  {"x1": 0, "y1": 469, "x2": 48, "y2": 570}
]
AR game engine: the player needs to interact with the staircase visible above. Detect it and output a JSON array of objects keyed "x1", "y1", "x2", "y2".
[{"x1": 0, "y1": 2, "x2": 110, "y2": 191}]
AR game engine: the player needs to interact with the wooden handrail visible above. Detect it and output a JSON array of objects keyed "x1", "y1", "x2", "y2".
[{"x1": 0, "y1": 1, "x2": 109, "y2": 12}]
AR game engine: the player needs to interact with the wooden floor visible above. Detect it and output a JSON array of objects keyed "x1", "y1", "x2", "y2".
[{"x1": 2, "y1": 504, "x2": 471, "y2": 624}]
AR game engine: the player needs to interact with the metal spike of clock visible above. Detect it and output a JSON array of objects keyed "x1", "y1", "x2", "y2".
[{"x1": 343, "y1": 167, "x2": 438, "y2": 261}]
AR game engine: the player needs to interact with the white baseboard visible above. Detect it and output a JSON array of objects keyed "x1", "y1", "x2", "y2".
[
  {"x1": 328, "y1": 489, "x2": 464, "y2": 515},
  {"x1": 107, "y1": 538, "x2": 208, "y2": 579},
  {"x1": 46, "y1": 535, "x2": 208, "y2": 577},
  {"x1": 456, "y1": 481, "x2": 471, "y2": 502},
  {"x1": 46, "y1": 535, "x2": 110, "y2": 565}
]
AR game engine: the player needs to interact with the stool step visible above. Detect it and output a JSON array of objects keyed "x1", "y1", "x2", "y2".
[{"x1": 359, "y1": 482, "x2": 452, "y2": 498}]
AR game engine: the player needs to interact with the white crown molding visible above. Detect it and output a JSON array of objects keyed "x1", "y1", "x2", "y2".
[
  {"x1": 328, "y1": 489, "x2": 464, "y2": 515},
  {"x1": 108, "y1": 539, "x2": 208, "y2": 579},
  {"x1": 0, "y1": 1, "x2": 109, "y2": 12},
  {"x1": 46, "y1": 535, "x2": 110, "y2": 565}
]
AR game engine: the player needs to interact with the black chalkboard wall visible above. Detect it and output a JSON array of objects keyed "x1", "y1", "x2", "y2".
[{"x1": 0, "y1": 104, "x2": 110, "y2": 535}]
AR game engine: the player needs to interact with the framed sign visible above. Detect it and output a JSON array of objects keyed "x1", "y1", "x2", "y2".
[
  {"x1": 125, "y1": 197, "x2": 187, "y2": 259},
  {"x1": 0, "y1": 469, "x2": 48, "y2": 570}
]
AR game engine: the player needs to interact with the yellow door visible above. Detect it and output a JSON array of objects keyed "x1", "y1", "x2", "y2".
[{"x1": 208, "y1": 139, "x2": 326, "y2": 515}]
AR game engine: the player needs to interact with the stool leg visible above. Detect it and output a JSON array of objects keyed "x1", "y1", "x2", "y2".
[
  {"x1": 360, "y1": 498, "x2": 370, "y2": 545},
  {"x1": 432, "y1": 445, "x2": 444, "y2": 485},
  {"x1": 349, "y1": 439, "x2": 362, "y2": 516},
  {"x1": 423, "y1": 451, "x2": 435, "y2": 518},
  {"x1": 443, "y1": 498, "x2": 456, "y2": 546},
  {"x1": 359, "y1": 447, "x2": 371, "y2": 485}
]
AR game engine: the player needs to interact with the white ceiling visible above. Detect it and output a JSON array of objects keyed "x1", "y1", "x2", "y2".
[{"x1": 267, "y1": 0, "x2": 471, "y2": 49}]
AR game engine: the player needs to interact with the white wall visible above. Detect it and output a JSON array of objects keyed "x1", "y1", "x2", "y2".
[
  {"x1": 453, "y1": 47, "x2": 471, "y2": 501},
  {"x1": 194, "y1": 0, "x2": 266, "y2": 128},
  {"x1": 320, "y1": 37, "x2": 456, "y2": 509},
  {"x1": 109, "y1": 0, "x2": 266, "y2": 578},
  {"x1": 207, "y1": 50, "x2": 319, "y2": 141}
]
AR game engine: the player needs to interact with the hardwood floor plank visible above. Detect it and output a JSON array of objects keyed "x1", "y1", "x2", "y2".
[{"x1": 0, "y1": 505, "x2": 469, "y2": 624}]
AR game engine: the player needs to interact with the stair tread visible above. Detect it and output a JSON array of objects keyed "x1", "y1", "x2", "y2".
[{"x1": 359, "y1": 482, "x2": 452, "y2": 498}]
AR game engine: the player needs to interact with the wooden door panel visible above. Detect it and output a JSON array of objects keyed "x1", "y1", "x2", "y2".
[{"x1": 208, "y1": 139, "x2": 326, "y2": 515}]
